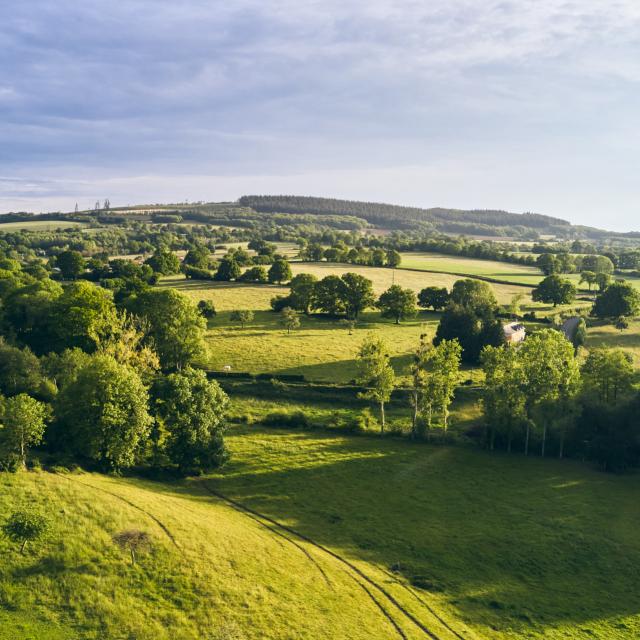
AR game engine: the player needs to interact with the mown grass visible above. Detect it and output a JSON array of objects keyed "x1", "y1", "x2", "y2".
[
  {"x1": 0, "y1": 220, "x2": 88, "y2": 231},
  {"x1": 205, "y1": 426, "x2": 640, "y2": 640},
  {"x1": 398, "y1": 252, "x2": 544, "y2": 286},
  {"x1": 585, "y1": 318, "x2": 640, "y2": 366}
]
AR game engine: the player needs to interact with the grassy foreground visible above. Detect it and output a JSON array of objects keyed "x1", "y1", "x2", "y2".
[{"x1": 1, "y1": 428, "x2": 639, "y2": 639}]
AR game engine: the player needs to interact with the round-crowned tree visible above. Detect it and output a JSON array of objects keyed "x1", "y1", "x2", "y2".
[
  {"x1": 154, "y1": 367, "x2": 229, "y2": 474},
  {"x1": 53, "y1": 355, "x2": 152, "y2": 471}
]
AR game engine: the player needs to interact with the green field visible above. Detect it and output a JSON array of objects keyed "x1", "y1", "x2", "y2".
[
  {"x1": 398, "y1": 252, "x2": 544, "y2": 286},
  {"x1": 0, "y1": 220, "x2": 87, "y2": 231},
  {"x1": 3, "y1": 429, "x2": 639, "y2": 639}
]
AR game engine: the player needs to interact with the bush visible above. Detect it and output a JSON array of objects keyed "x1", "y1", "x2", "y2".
[{"x1": 261, "y1": 411, "x2": 311, "y2": 429}]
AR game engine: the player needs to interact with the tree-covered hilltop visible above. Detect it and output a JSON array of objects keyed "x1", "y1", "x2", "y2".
[{"x1": 239, "y1": 194, "x2": 572, "y2": 235}]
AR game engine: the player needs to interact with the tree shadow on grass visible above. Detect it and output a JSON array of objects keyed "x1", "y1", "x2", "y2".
[{"x1": 164, "y1": 427, "x2": 640, "y2": 636}]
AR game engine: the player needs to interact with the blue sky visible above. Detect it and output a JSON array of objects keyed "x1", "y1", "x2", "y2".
[{"x1": 1, "y1": 1, "x2": 639, "y2": 230}]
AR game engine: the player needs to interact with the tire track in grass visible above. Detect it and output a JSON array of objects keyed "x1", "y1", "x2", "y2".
[
  {"x1": 379, "y1": 568, "x2": 470, "y2": 640},
  {"x1": 54, "y1": 473, "x2": 182, "y2": 553},
  {"x1": 202, "y1": 482, "x2": 441, "y2": 640}
]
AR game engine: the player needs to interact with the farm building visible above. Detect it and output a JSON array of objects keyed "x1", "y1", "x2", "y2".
[{"x1": 503, "y1": 321, "x2": 526, "y2": 344}]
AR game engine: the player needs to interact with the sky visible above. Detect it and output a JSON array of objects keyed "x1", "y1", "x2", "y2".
[{"x1": 1, "y1": 1, "x2": 639, "y2": 230}]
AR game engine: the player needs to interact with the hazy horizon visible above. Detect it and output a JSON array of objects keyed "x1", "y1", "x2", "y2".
[{"x1": 2, "y1": 2, "x2": 639, "y2": 231}]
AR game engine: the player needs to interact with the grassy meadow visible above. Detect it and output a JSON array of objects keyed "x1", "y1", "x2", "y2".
[
  {"x1": 3, "y1": 430, "x2": 640, "y2": 639},
  {"x1": 398, "y1": 252, "x2": 545, "y2": 286},
  {"x1": 0, "y1": 220, "x2": 88, "y2": 232}
]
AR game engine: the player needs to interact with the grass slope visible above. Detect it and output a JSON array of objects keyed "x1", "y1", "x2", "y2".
[
  {"x1": 206, "y1": 426, "x2": 640, "y2": 640},
  {"x1": 3, "y1": 430, "x2": 638, "y2": 639}
]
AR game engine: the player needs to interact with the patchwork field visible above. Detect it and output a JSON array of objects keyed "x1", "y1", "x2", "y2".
[
  {"x1": 0, "y1": 220, "x2": 88, "y2": 231},
  {"x1": 398, "y1": 252, "x2": 544, "y2": 286},
  {"x1": 4, "y1": 429, "x2": 639, "y2": 639}
]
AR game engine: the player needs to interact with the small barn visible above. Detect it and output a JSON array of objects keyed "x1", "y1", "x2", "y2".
[{"x1": 503, "y1": 321, "x2": 526, "y2": 344}]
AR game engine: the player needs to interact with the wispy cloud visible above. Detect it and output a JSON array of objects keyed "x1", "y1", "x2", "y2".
[{"x1": 1, "y1": 1, "x2": 639, "y2": 228}]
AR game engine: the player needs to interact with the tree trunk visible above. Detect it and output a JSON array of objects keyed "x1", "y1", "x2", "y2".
[
  {"x1": 541, "y1": 423, "x2": 547, "y2": 457},
  {"x1": 20, "y1": 539, "x2": 27, "y2": 554},
  {"x1": 507, "y1": 429, "x2": 512, "y2": 453},
  {"x1": 524, "y1": 422, "x2": 530, "y2": 456},
  {"x1": 411, "y1": 390, "x2": 419, "y2": 439},
  {"x1": 380, "y1": 401, "x2": 386, "y2": 433},
  {"x1": 130, "y1": 548, "x2": 136, "y2": 565},
  {"x1": 559, "y1": 431, "x2": 565, "y2": 459},
  {"x1": 443, "y1": 402, "x2": 449, "y2": 432}
]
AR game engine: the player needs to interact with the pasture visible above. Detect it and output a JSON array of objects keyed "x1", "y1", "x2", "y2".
[
  {"x1": 398, "y1": 252, "x2": 544, "y2": 286},
  {"x1": 0, "y1": 220, "x2": 87, "y2": 232},
  {"x1": 3, "y1": 430, "x2": 638, "y2": 639}
]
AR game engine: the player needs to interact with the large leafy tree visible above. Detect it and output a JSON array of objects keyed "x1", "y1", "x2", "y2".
[
  {"x1": 377, "y1": 285, "x2": 417, "y2": 324},
  {"x1": 214, "y1": 258, "x2": 241, "y2": 281},
  {"x1": 450, "y1": 279, "x2": 497, "y2": 316},
  {"x1": 418, "y1": 286, "x2": 450, "y2": 311},
  {"x1": 355, "y1": 335, "x2": 396, "y2": 432},
  {"x1": 581, "y1": 348, "x2": 634, "y2": 405},
  {"x1": 183, "y1": 245, "x2": 211, "y2": 270},
  {"x1": 127, "y1": 289, "x2": 206, "y2": 370},
  {"x1": 0, "y1": 394, "x2": 48, "y2": 468},
  {"x1": 268, "y1": 259, "x2": 292, "y2": 284},
  {"x1": 53, "y1": 355, "x2": 152, "y2": 470},
  {"x1": 518, "y1": 329, "x2": 581, "y2": 456},
  {"x1": 50, "y1": 281, "x2": 120, "y2": 353},
  {"x1": 0, "y1": 340, "x2": 51, "y2": 400},
  {"x1": 592, "y1": 281, "x2": 640, "y2": 319},
  {"x1": 144, "y1": 248, "x2": 180, "y2": 275},
  {"x1": 153, "y1": 367, "x2": 229, "y2": 474},
  {"x1": 532, "y1": 275, "x2": 576, "y2": 307},
  {"x1": 288, "y1": 273, "x2": 318, "y2": 314},
  {"x1": 56, "y1": 250, "x2": 85, "y2": 280},
  {"x1": 314, "y1": 275, "x2": 346, "y2": 315},
  {"x1": 481, "y1": 345, "x2": 527, "y2": 451},
  {"x1": 341, "y1": 272, "x2": 375, "y2": 319}
]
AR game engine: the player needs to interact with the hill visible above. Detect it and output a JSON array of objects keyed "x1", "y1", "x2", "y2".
[{"x1": 2, "y1": 428, "x2": 640, "y2": 639}]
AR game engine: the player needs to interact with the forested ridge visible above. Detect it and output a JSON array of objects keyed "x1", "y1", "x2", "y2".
[{"x1": 239, "y1": 194, "x2": 571, "y2": 233}]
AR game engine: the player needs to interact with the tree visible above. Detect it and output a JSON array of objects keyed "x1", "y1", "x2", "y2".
[
  {"x1": 450, "y1": 279, "x2": 497, "y2": 316},
  {"x1": 386, "y1": 250, "x2": 401, "y2": 268},
  {"x1": 288, "y1": 273, "x2": 318, "y2": 314},
  {"x1": 0, "y1": 340, "x2": 50, "y2": 399},
  {"x1": 238, "y1": 266, "x2": 268, "y2": 283},
  {"x1": 49, "y1": 280, "x2": 121, "y2": 354},
  {"x1": 508, "y1": 293, "x2": 525, "y2": 318},
  {"x1": 341, "y1": 272, "x2": 375, "y2": 319},
  {"x1": 127, "y1": 289, "x2": 206, "y2": 370},
  {"x1": 572, "y1": 317, "x2": 587, "y2": 353},
  {"x1": 183, "y1": 245, "x2": 210, "y2": 270},
  {"x1": 434, "y1": 304, "x2": 503, "y2": 363},
  {"x1": 268, "y1": 259, "x2": 292, "y2": 284},
  {"x1": 418, "y1": 286, "x2": 450, "y2": 311},
  {"x1": 230, "y1": 310, "x2": 254, "y2": 329},
  {"x1": 56, "y1": 250, "x2": 85, "y2": 280},
  {"x1": 581, "y1": 254, "x2": 614, "y2": 275},
  {"x1": 197, "y1": 300, "x2": 217, "y2": 319},
  {"x1": 314, "y1": 275, "x2": 346, "y2": 315},
  {"x1": 355, "y1": 336, "x2": 396, "y2": 432},
  {"x1": 144, "y1": 248, "x2": 180, "y2": 275},
  {"x1": 579, "y1": 271, "x2": 597, "y2": 291},
  {"x1": 113, "y1": 530, "x2": 152, "y2": 565},
  {"x1": 592, "y1": 281, "x2": 640, "y2": 319},
  {"x1": 214, "y1": 258, "x2": 241, "y2": 282},
  {"x1": 481, "y1": 345, "x2": 526, "y2": 451},
  {"x1": 154, "y1": 367, "x2": 228, "y2": 473},
  {"x1": 581, "y1": 348, "x2": 633, "y2": 405},
  {"x1": 0, "y1": 394, "x2": 47, "y2": 468},
  {"x1": 536, "y1": 253, "x2": 559, "y2": 276},
  {"x1": 430, "y1": 339, "x2": 462, "y2": 432},
  {"x1": 595, "y1": 272, "x2": 611, "y2": 291},
  {"x1": 518, "y1": 329, "x2": 581, "y2": 456},
  {"x1": 532, "y1": 275, "x2": 576, "y2": 307},
  {"x1": 2, "y1": 510, "x2": 49, "y2": 553},
  {"x1": 280, "y1": 307, "x2": 300, "y2": 333},
  {"x1": 53, "y1": 355, "x2": 152, "y2": 470},
  {"x1": 377, "y1": 285, "x2": 417, "y2": 324}
]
